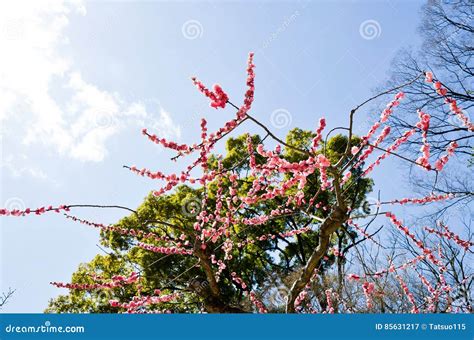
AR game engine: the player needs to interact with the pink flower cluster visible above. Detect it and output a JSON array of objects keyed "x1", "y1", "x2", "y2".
[
  {"x1": 239, "y1": 52, "x2": 256, "y2": 120},
  {"x1": 126, "y1": 164, "x2": 186, "y2": 182},
  {"x1": 0, "y1": 205, "x2": 70, "y2": 217},
  {"x1": 147, "y1": 53, "x2": 256, "y2": 198},
  {"x1": 352, "y1": 91, "x2": 404, "y2": 157},
  {"x1": 240, "y1": 143, "x2": 333, "y2": 206},
  {"x1": 311, "y1": 118, "x2": 326, "y2": 150},
  {"x1": 349, "y1": 254, "x2": 427, "y2": 282},
  {"x1": 347, "y1": 219, "x2": 382, "y2": 247},
  {"x1": 395, "y1": 274, "x2": 419, "y2": 313},
  {"x1": 362, "y1": 128, "x2": 416, "y2": 177},
  {"x1": 109, "y1": 292, "x2": 180, "y2": 313},
  {"x1": 249, "y1": 292, "x2": 268, "y2": 313},
  {"x1": 416, "y1": 110, "x2": 430, "y2": 132},
  {"x1": 388, "y1": 193, "x2": 455, "y2": 205},
  {"x1": 294, "y1": 290, "x2": 308, "y2": 308},
  {"x1": 3, "y1": 53, "x2": 469, "y2": 314},
  {"x1": 331, "y1": 247, "x2": 344, "y2": 258},
  {"x1": 316, "y1": 154, "x2": 331, "y2": 190},
  {"x1": 433, "y1": 80, "x2": 448, "y2": 97},
  {"x1": 416, "y1": 270, "x2": 436, "y2": 295},
  {"x1": 415, "y1": 110, "x2": 431, "y2": 169},
  {"x1": 137, "y1": 242, "x2": 193, "y2": 255},
  {"x1": 142, "y1": 128, "x2": 191, "y2": 153},
  {"x1": 294, "y1": 271, "x2": 320, "y2": 312},
  {"x1": 230, "y1": 272, "x2": 248, "y2": 290},
  {"x1": 425, "y1": 72, "x2": 433, "y2": 83},
  {"x1": 51, "y1": 272, "x2": 139, "y2": 290},
  {"x1": 353, "y1": 126, "x2": 391, "y2": 169},
  {"x1": 65, "y1": 214, "x2": 169, "y2": 244},
  {"x1": 358, "y1": 92, "x2": 459, "y2": 176},
  {"x1": 279, "y1": 226, "x2": 312, "y2": 239},
  {"x1": 325, "y1": 289, "x2": 334, "y2": 314},
  {"x1": 230, "y1": 272, "x2": 267, "y2": 313},
  {"x1": 369, "y1": 92, "x2": 403, "y2": 138},
  {"x1": 342, "y1": 171, "x2": 352, "y2": 183},
  {"x1": 200, "y1": 118, "x2": 208, "y2": 140},
  {"x1": 347, "y1": 274, "x2": 361, "y2": 281},
  {"x1": 425, "y1": 72, "x2": 474, "y2": 131},
  {"x1": 433, "y1": 141, "x2": 458, "y2": 171},
  {"x1": 425, "y1": 222, "x2": 473, "y2": 251},
  {"x1": 210, "y1": 254, "x2": 227, "y2": 280},
  {"x1": 362, "y1": 281, "x2": 375, "y2": 309},
  {"x1": 415, "y1": 270, "x2": 439, "y2": 313},
  {"x1": 385, "y1": 212, "x2": 445, "y2": 270},
  {"x1": 191, "y1": 78, "x2": 229, "y2": 109}
]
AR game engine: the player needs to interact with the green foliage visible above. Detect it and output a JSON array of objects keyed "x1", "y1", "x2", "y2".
[
  {"x1": 46, "y1": 254, "x2": 135, "y2": 313},
  {"x1": 46, "y1": 130, "x2": 373, "y2": 313}
]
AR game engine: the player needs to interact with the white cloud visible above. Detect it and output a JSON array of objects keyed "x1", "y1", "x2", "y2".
[
  {"x1": 1, "y1": 154, "x2": 48, "y2": 180},
  {"x1": 151, "y1": 108, "x2": 182, "y2": 139},
  {"x1": 0, "y1": 0, "x2": 181, "y2": 168}
]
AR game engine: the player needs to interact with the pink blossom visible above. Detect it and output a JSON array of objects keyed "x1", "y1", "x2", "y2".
[
  {"x1": 51, "y1": 271, "x2": 139, "y2": 291},
  {"x1": 362, "y1": 128, "x2": 416, "y2": 177},
  {"x1": 425, "y1": 222, "x2": 473, "y2": 251},
  {"x1": 425, "y1": 71, "x2": 433, "y2": 83},
  {"x1": 362, "y1": 281, "x2": 375, "y2": 309},
  {"x1": 191, "y1": 78, "x2": 229, "y2": 109},
  {"x1": 389, "y1": 193, "x2": 455, "y2": 205},
  {"x1": 354, "y1": 126, "x2": 391, "y2": 169},
  {"x1": 137, "y1": 242, "x2": 193, "y2": 255},
  {"x1": 325, "y1": 289, "x2": 334, "y2": 314},
  {"x1": 347, "y1": 274, "x2": 360, "y2": 281},
  {"x1": 0, "y1": 205, "x2": 70, "y2": 217},
  {"x1": 294, "y1": 290, "x2": 307, "y2": 308},
  {"x1": 429, "y1": 78, "x2": 474, "y2": 131},
  {"x1": 395, "y1": 274, "x2": 419, "y2": 313},
  {"x1": 311, "y1": 118, "x2": 326, "y2": 150},
  {"x1": 433, "y1": 141, "x2": 458, "y2": 171}
]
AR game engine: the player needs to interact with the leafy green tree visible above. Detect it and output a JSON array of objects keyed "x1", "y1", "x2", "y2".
[{"x1": 46, "y1": 131, "x2": 372, "y2": 313}]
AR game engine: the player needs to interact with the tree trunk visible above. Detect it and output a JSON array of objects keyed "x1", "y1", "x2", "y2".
[{"x1": 286, "y1": 205, "x2": 348, "y2": 313}]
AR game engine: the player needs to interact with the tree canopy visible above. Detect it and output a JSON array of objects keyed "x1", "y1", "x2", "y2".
[
  {"x1": 2, "y1": 51, "x2": 472, "y2": 314},
  {"x1": 46, "y1": 130, "x2": 372, "y2": 313}
]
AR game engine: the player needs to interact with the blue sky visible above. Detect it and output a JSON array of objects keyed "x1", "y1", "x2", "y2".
[{"x1": 0, "y1": 0, "x2": 425, "y2": 312}]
